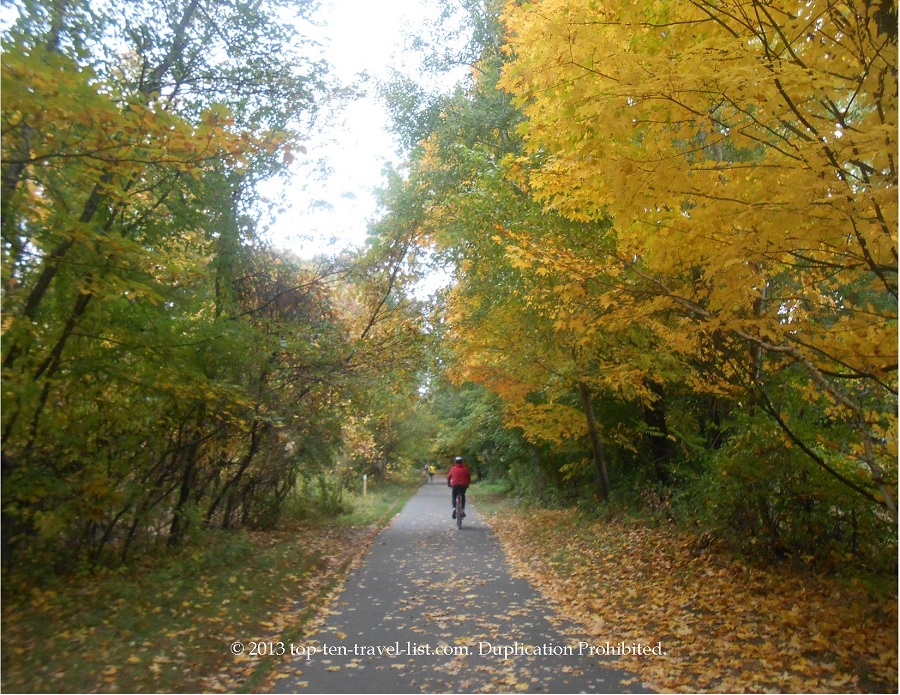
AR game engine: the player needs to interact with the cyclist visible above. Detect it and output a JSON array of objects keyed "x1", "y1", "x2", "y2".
[
  {"x1": 428, "y1": 464, "x2": 436, "y2": 483},
  {"x1": 447, "y1": 456, "x2": 471, "y2": 519}
]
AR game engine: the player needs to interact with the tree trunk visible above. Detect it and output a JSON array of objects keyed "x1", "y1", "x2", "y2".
[
  {"x1": 205, "y1": 421, "x2": 264, "y2": 526},
  {"x1": 640, "y1": 378, "x2": 674, "y2": 483},
  {"x1": 579, "y1": 382, "x2": 610, "y2": 501}
]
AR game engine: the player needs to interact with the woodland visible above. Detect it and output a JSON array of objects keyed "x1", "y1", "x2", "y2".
[{"x1": 1, "y1": 0, "x2": 897, "y2": 621}]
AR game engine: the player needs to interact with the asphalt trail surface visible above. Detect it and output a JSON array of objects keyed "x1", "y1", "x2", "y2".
[{"x1": 272, "y1": 483, "x2": 653, "y2": 693}]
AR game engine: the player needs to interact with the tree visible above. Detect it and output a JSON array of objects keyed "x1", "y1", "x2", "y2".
[
  {"x1": 377, "y1": 0, "x2": 690, "y2": 499},
  {"x1": 499, "y1": 0, "x2": 897, "y2": 518},
  {"x1": 1, "y1": 0, "x2": 338, "y2": 570}
]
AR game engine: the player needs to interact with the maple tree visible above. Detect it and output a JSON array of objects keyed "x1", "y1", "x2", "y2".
[
  {"x1": 497, "y1": 0, "x2": 898, "y2": 518},
  {"x1": 2, "y1": 1, "x2": 894, "y2": 683},
  {"x1": 379, "y1": 0, "x2": 691, "y2": 501},
  {"x1": 367, "y1": 0, "x2": 899, "y2": 565}
]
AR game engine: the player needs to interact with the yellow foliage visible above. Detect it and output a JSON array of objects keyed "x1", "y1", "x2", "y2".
[{"x1": 497, "y1": 0, "x2": 897, "y2": 510}]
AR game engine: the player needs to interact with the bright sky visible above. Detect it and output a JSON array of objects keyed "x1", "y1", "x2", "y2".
[
  {"x1": 262, "y1": 0, "x2": 444, "y2": 258},
  {"x1": 0, "y1": 0, "x2": 448, "y2": 260}
]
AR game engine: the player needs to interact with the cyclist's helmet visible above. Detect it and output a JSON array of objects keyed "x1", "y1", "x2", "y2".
[{"x1": 454, "y1": 456, "x2": 464, "y2": 463}]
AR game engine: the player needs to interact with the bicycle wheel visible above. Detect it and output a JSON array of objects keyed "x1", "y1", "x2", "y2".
[{"x1": 456, "y1": 497, "x2": 463, "y2": 529}]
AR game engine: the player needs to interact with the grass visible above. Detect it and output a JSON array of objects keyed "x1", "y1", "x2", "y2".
[
  {"x1": 337, "y1": 478, "x2": 420, "y2": 527},
  {"x1": 1, "y1": 477, "x2": 420, "y2": 694},
  {"x1": 469, "y1": 478, "x2": 514, "y2": 513}
]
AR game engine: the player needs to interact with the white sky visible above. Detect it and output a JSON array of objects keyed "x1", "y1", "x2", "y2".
[
  {"x1": 261, "y1": 0, "x2": 444, "y2": 258},
  {"x1": 0, "y1": 0, "x2": 451, "y2": 260}
]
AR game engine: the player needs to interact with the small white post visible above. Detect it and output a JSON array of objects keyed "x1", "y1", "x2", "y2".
[{"x1": 363, "y1": 474, "x2": 367, "y2": 496}]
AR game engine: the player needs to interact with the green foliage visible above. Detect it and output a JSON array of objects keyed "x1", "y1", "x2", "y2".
[
  {"x1": 4, "y1": 0, "x2": 894, "y2": 591},
  {"x1": 425, "y1": 380, "x2": 513, "y2": 477},
  {"x1": 313, "y1": 474, "x2": 349, "y2": 518},
  {"x1": 689, "y1": 409, "x2": 896, "y2": 572},
  {"x1": 0, "y1": 0, "x2": 396, "y2": 579}
]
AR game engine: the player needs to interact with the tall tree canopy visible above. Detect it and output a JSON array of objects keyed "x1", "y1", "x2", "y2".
[
  {"x1": 497, "y1": 0, "x2": 897, "y2": 517},
  {"x1": 371, "y1": 0, "x2": 897, "y2": 564},
  {"x1": 1, "y1": 0, "x2": 428, "y2": 573}
]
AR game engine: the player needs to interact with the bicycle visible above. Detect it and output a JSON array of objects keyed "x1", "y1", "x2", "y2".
[{"x1": 448, "y1": 456, "x2": 471, "y2": 530}]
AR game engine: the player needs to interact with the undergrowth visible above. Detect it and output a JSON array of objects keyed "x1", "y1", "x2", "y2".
[{"x1": 1, "y1": 477, "x2": 420, "y2": 693}]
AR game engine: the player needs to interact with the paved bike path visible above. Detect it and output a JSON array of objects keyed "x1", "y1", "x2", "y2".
[{"x1": 271, "y1": 483, "x2": 652, "y2": 693}]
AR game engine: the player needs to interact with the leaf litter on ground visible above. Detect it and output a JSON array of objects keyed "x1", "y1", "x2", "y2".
[
  {"x1": 2, "y1": 508, "x2": 402, "y2": 693},
  {"x1": 481, "y1": 504, "x2": 897, "y2": 693}
]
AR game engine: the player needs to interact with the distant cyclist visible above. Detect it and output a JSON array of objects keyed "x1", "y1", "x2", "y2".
[
  {"x1": 428, "y1": 464, "x2": 435, "y2": 483},
  {"x1": 447, "y1": 456, "x2": 471, "y2": 519}
]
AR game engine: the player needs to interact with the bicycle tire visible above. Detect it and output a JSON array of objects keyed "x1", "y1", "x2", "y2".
[{"x1": 456, "y1": 496, "x2": 463, "y2": 529}]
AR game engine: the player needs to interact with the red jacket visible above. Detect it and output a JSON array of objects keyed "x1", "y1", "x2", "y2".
[{"x1": 447, "y1": 463, "x2": 471, "y2": 487}]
